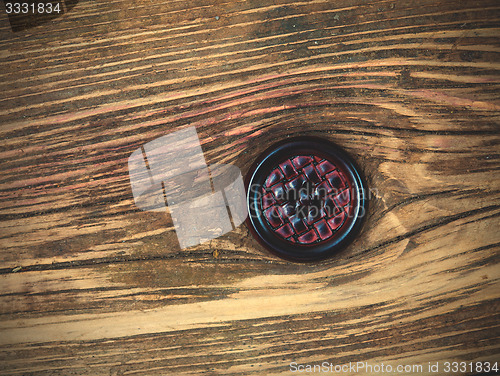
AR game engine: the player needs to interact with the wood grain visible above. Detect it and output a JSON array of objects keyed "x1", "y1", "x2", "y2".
[{"x1": 0, "y1": 0, "x2": 499, "y2": 374}]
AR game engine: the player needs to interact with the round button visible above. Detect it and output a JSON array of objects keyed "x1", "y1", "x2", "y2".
[{"x1": 245, "y1": 137, "x2": 367, "y2": 262}]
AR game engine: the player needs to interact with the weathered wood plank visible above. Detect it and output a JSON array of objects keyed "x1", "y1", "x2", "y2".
[{"x1": 0, "y1": 0, "x2": 499, "y2": 374}]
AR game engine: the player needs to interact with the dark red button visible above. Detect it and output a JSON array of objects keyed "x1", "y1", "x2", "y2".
[{"x1": 245, "y1": 137, "x2": 367, "y2": 262}]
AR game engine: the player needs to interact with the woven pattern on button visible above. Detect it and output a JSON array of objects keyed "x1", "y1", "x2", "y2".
[{"x1": 260, "y1": 155, "x2": 351, "y2": 244}]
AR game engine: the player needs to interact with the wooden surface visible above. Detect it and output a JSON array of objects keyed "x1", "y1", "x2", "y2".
[{"x1": 0, "y1": 0, "x2": 499, "y2": 374}]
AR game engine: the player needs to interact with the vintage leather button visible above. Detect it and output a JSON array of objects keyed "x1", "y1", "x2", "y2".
[{"x1": 245, "y1": 137, "x2": 367, "y2": 262}]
